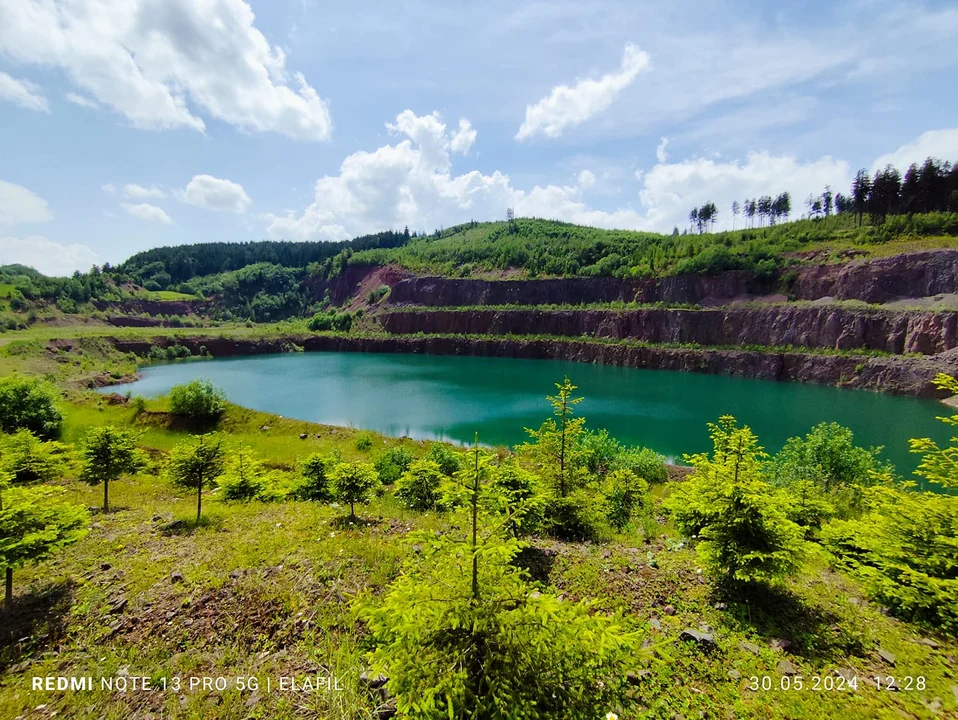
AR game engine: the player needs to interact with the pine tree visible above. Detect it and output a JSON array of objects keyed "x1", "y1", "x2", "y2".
[
  {"x1": 166, "y1": 433, "x2": 225, "y2": 524},
  {"x1": 80, "y1": 426, "x2": 143, "y2": 512}
]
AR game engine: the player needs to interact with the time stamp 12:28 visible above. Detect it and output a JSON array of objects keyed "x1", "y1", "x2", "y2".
[{"x1": 747, "y1": 675, "x2": 926, "y2": 692}]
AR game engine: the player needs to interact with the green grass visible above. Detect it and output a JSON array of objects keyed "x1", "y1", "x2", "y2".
[
  {"x1": 1, "y1": 391, "x2": 956, "y2": 719},
  {"x1": 139, "y1": 290, "x2": 201, "y2": 302}
]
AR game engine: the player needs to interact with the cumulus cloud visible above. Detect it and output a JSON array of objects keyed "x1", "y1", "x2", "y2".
[
  {"x1": 656, "y1": 137, "x2": 669, "y2": 163},
  {"x1": 264, "y1": 110, "x2": 646, "y2": 241},
  {"x1": 0, "y1": 71, "x2": 49, "y2": 112},
  {"x1": 65, "y1": 92, "x2": 99, "y2": 109},
  {"x1": 871, "y1": 128, "x2": 958, "y2": 173},
  {"x1": 121, "y1": 202, "x2": 173, "y2": 224},
  {"x1": 449, "y1": 119, "x2": 477, "y2": 155},
  {"x1": 122, "y1": 183, "x2": 165, "y2": 200},
  {"x1": 0, "y1": 0, "x2": 332, "y2": 140},
  {"x1": 0, "y1": 180, "x2": 53, "y2": 227},
  {"x1": 0, "y1": 235, "x2": 100, "y2": 276},
  {"x1": 516, "y1": 43, "x2": 650, "y2": 140},
  {"x1": 181, "y1": 175, "x2": 252, "y2": 213}
]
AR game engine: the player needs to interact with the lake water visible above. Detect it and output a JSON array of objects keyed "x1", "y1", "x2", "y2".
[{"x1": 106, "y1": 351, "x2": 951, "y2": 476}]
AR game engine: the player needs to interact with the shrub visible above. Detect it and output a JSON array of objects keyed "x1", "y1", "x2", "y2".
[
  {"x1": 425, "y1": 444, "x2": 462, "y2": 476},
  {"x1": 330, "y1": 461, "x2": 379, "y2": 519},
  {"x1": 168, "y1": 380, "x2": 226, "y2": 421},
  {"x1": 395, "y1": 460, "x2": 445, "y2": 511},
  {"x1": 664, "y1": 416, "x2": 805, "y2": 587},
  {"x1": 367, "y1": 285, "x2": 389, "y2": 304},
  {"x1": 578, "y1": 428, "x2": 622, "y2": 475},
  {"x1": 218, "y1": 448, "x2": 276, "y2": 502},
  {"x1": 613, "y1": 446, "x2": 668, "y2": 484},
  {"x1": 355, "y1": 433, "x2": 373, "y2": 451},
  {"x1": 355, "y1": 441, "x2": 637, "y2": 718},
  {"x1": 295, "y1": 453, "x2": 337, "y2": 501},
  {"x1": 602, "y1": 469, "x2": 651, "y2": 532},
  {"x1": 0, "y1": 376, "x2": 64, "y2": 439},
  {"x1": 1, "y1": 429, "x2": 70, "y2": 484},
  {"x1": 375, "y1": 447, "x2": 414, "y2": 485},
  {"x1": 821, "y1": 374, "x2": 958, "y2": 634},
  {"x1": 543, "y1": 491, "x2": 602, "y2": 542},
  {"x1": 489, "y1": 461, "x2": 545, "y2": 537},
  {"x1": 307, "y1": 310, "x2": 354, "y2": 332}
]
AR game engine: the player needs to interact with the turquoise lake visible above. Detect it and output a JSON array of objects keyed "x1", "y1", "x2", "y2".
[{"x1": 106, "y1": 351, "x2": 952, "y2": 475}]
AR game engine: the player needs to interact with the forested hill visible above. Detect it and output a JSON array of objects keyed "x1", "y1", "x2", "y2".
[{"x1": 118, "y1": 230, "x2": 409, "y2": 287}]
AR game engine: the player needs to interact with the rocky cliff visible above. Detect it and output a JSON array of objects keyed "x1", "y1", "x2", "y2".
[
  {"x1": 385, "y1": 250, "x2": 958, "y2": 307},
  {"x1": 382, "y1": 306, "x2": 958, "y2": 355}
]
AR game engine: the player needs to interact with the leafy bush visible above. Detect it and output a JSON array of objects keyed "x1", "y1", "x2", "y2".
[
  {"x1": 1, "y1": 429, "x2": 70, "y2": 484},
  {"x1": 613, "y1": 446, "x2": 668, "y2": 484},
  {"x1": 664, "y1": 416, "x2": 805, "y2": 586},
  {"x1": 355, "y1": 433, "x2": 373, "y2": 451},
  {"x1": 489, "y1": 461, "x2": 546, "y2": 537},
  {"x1": 355, "y1": 442, "x2": 637, "y2": 718},
  {"x1": 425, "y1": 444, "x2": 462, "y2": 476},
  {"x1": 218, "y1": 448, "x2": 281, "y2": 502},
  {"x1": 395, "y1": 460, "x2": 445, "y2": 511},
  {"x1": 307, "y1": 310, "x2": 354, "y2": 332},
  {"x1": 295, "y1": 453, "x2": 337, "y2": 501},
  {"x1": 578, "y1": 428, "x2": 622, "y2": 475},
  {"x1": 375, "y1": 446, "x2": 414, "y2": 485},
  {"x1": 367, "y1": 285, "x2": 389, "y2": 304},
  {"x1": 543, "y1": 491, "x2": 602, "y2": 542},
  {"x1": 330, "y1": 461, "x2": 379, "y2": 518},
  {"x1": 168, "y1": 380, "x2": 226, "y2": 421},
  {"x1": 0, "y1": 376, "x2": 64, "y2": 439},
  {"x1": 602, "y1": 469, "x2": 651, "y2": 532},
  {"x1": 821, "y1": 374, "x2": 958, "y2": 634}
]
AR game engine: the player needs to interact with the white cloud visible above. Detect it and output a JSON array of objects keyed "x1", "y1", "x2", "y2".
[
  {"x1": 65, "y1": 92, "x2": 98, "y2": 109},
  {"x1": 0, "y1": 181, "x2": 53, "y2": 227},
  {"x1": 516, "y1": 43, "x2": 650, "y2": 140},
  {"x1": 871, "y1": 128, "x2": 958, "y2": 173},
  {"x1": 0, "y1": 0, "x2": 332, "y2": 140},
  {"x1": 449, "y1": 119, "x2": 477, "y2": 155},
  {"x1": 121, "y1": 202, "x2": 173, "y2": 224},
  {"x1": 122, "y1": 183, "x2": 165, "y2": 200},
  {"x1": 0, "y1": 71, "x2": 49, "y2": 112},
  {"x1": 637, "y1": 152, "x2": 851, "y2": 232},
  {"x1": 181, "y1": 175, "x2": 252, "y2": 214},
  {"x1": 0, "y1": 236, "x2": 100, "y2": 276},
  {"x1": 264, "y1": 110, "x2": 646, "y2": 241},
  {"x1": 656, "y1": 137, "x2": 669, "y2": 163}
]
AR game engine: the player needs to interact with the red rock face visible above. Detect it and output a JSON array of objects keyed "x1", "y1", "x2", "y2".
[{"x1": 381, "y1": 307, "x2": 958, "y2": 356}]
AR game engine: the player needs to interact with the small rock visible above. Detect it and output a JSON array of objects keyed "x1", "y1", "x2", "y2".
[
  {"x1": 376, "y1": 700, "x2": 397, "y2": 720},
  {"x1": 165, "y1": 610, "x2": 177, "y2": 621},
  {"x1": 108, "y1": 598, "x2": 128, "y2": 614},
  {"x1": 116, "y1": 666, "x2": 129, "y2": 677},
  {"x1": 877, "y1": 648, "x2": 896, "y2": 666},
  {"x1": 714, "y1": 602, "x2": 727, "y2": 611},
  {"x1": 664, "y1": 605, "x2": 676, "y2": 616},
  {"x1": 699, "y1": 623, "x2": 713, "y2": 633},
  {"x1": 411, "y1": 544, "x2": 423, "y2": 554},
  {"x1": 776, "y1": 659, "x2": 798, "y2": 676},
  {"x1": 91, "y1": 522, "x2": 103, "y2": 530},
  {"x1": 649, "y1": 619, "x2": 662, "y2": 631},
  {"x1": 626, "y1": 670, "x2": 651, "y2": 686},
  {"x1": 727, "y1": 669, "x2": 741, "y2": 680},
  {"x1": 847, "y1": 596, "x2": 860, "y2": 605},
  {"x1": 229, "y1": 570, "x2": 242, "y2": 580},
  {"x1": 245, "y1": 692, "x2": 261, "y2": 708},
  {"x1": 770, "y1": 638, "x2": 795, "y2": 652},
  {"x1": 951, "y1": 685, "x2": 958, "y2": 703},
  {"x1": 360, "y1": 671, "x2": 388, "y2": 689},
  {"x1": 100, "y1": 562, "x2": 111, "y2": 571},
  {"x1": 924, "y1": 698, "x2": 942, "y2": 714},
  {"x1": 739, "y1": 642, "x2": 761, "y2": 656},
  {"x1": 915, "y1": 637, "x2": 941, "y2": 649},
  {"x1": 679, "y1": 629, "x2": 716, "y2": 649},
  {"x1": 170, "y1": 571, "x2": 184, "y2": 583},
  {"x1": 260, "y1": 425, "x2": 270, "y2": 432},
  {"x1": 299, "y1": 433, "x2": 308, "y2": 440},
  {"x1": 151, "y1": 515, "x2": 163, "y2": 522}
]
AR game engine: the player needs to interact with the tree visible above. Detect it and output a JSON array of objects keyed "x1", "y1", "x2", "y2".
[
  {"x1": 664, "y1": 416, "x2": 805, "y2": 587},
  {"x1": 295, "y1": 452, "x2": 337, "y2": 501},
  {"x1": 218, "y1": 447, "x2": 276, "y2": 502},
  {"x1": 0, "y1": 484, "x2": 87, "y2": 607},
  {"x1": 851, "y1": 169, "x2": 872, "y2": 227},
  {"x1": 166, "y1": 433, "x2": 225, "y2": 524},
  {"x1": 772, "y1": 192, "x2": 791, "y2": 223},
  {"x1": 79, "y1": 426, "x2": 143, "y2": 512},
  {"x1": 900, "y1": 163, "x2": 921, "y2": 214},
  {"x1": 602, "y1": 469, "x2": 651, "y2": 532},
  {"x1": 0, "y1": 376, "x2": 64, "y2": 439},
  {"x1": 330, "y1": 461, "x2": 379, "y2": 519},
  {"x1": 1, "y1": 429, "x2": 69, "y2": 484},
  {"x1": 822, "y1": 185, "x2": 833, "y2": 217},
  {"x1": 168, "y1": 380, "x2": 226, "y2": 422},
  {"x1": 518, "y1": 377, "x2": 588, "y2": 497},
  {"x1": 395, "y1": 460, "x2": 445, "y2": 511},
  {"x1": 688, "y1": 207, "x2": 698, "y2": 234},
  {"x1": 355, "y1": 436, "x2": 637, "y2": 718},
  {"x1": 731, "y1": 200, "x2": 740, "y2": 230}
]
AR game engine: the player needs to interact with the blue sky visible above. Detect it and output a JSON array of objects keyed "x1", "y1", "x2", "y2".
[{"x1": 1, "y1": 0, "x2": 958, "y2": 276}]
